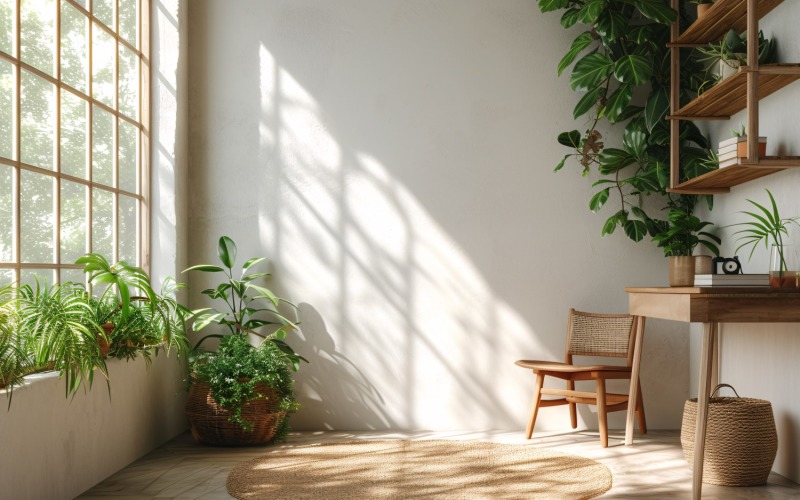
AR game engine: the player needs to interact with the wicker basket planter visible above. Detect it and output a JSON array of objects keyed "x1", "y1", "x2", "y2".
[
  {"x1": 186, "y1": 380, "x2": 287, "y2": 446},
  {"x1": 680, "y1": 384, "x2": 777, "y2": 486}
]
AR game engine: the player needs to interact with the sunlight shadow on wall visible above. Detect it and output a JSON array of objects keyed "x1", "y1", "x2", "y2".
[{"x1": 253, "y1": 44, "x2": 563, "y2": 432}]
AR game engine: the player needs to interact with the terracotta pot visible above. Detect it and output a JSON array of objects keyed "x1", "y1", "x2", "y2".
[
  {"x1": 669, "y1": 256, "x2": 696, "y2": 287},
  {"x1": 696, "y1": 3, "x2": 712, "y2": 19},
  {"x1": 98, "y1": 323, "x2": 114, "y2": 358}
]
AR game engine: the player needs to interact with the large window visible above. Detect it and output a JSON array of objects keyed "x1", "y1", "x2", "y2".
[{"x1": 0, "y1": 0, "x2": 148, "y2": 286}]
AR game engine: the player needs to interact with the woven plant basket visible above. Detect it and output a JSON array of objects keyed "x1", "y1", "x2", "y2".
[
  {"x1": 681, "y1": 384, "x2": 777, "y2": 486},
  {"x1": 185, "y1": 380, "x2": 287, "y2": 446}
]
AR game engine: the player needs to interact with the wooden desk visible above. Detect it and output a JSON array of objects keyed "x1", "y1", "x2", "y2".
[{"x1": 625, "y1": 287, "x2": 800, "y2": 499}]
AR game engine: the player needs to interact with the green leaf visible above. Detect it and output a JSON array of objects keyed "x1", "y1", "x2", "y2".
[
  {"x1": 192, "y1": 312, "x2": 228, "y2": 331},
  {"x1": 538, "y1": 0, "x2": 569, "y2": 13},
  {"x1": 602, "y1": 210, "x2": 627, "y2": 237},
  {"x1": 247, "y1": 284, "x2": 280, "y2": 307},
  {"x1": 616, "y1": 105, "x2": 644, "y2": 122},
  {"x1": 589, "y1": 188, "x2": 610, "y2": 213},
  {"x1": 573, "y1": 86, "x2": 604, "y2": 119},
  {"x1": 570, "y1": 53, "x2": 613, "y2": 91},
  {"x1": 558, "y1": 32, "x2": 594, "y2": 77},
  {"x1": 560, "y1": 8, "x2": 581, "y2": 28},
  {"x1": 243, "y1": 257, "x2": 266, "y2": 270},
  {"x1": 654, "y1": 160, "x2": 669, "y2": 189},
  {"x1": 644, "y1": 87, "x2": 669, "y2": 132},
  {"x1": 596, "y1": 9, "x2": 627, "y2": 40},
  {"x1": 557, "y1": 130, "x2": 582, "y2": 148},
  {"x1": 634, "y1": 0, "x2": 677, "y2": 25},
  {"x1": 554, "y1": 155, "x2": 569, "y2": 173},
  {"x1": 628, "y1": 25, "x2": 654, "y2": 45},
  {"x1": 598, "y1": 148, "x2": 635, "y2": 174},
  {"x1": 577, "y1": 0, "x2": 604, "y2": 24},
  {"x1": 624, "y1": 220, "x2": 648, "y2": 242},
  {"x1": 613, "y1": 55, "x2": 653, "y2": 85},
  {"x1": 623, "y1": 119, "x2": 647, "y2": 160},
  {"x1": 218, "y1": 236, "x2": 237, "y2": 269},
  {"x1": 605, "y1": 84, "x2": 632, "y2": 122},
  {"x1": 183, "y1": 264, "x2": 225, "y2": 273}
]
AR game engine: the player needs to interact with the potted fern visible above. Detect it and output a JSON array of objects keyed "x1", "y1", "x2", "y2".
[{"x1": 183, "y1": 236, "x2": 305, "y2": 445}]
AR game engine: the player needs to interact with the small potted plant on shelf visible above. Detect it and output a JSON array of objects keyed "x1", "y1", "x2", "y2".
[
  {"x1": 730, "y1": 189, "x2": 800, "y2": 288},
  {"x1": 698, "y1": 29, "x2": 777, "y2": 83},
  {"x1": 691, "y1": 0, "x2": 714, "y2": 20},
  {"x1": 182, "y1": 236, "x2": 306, "y2": 446},
  {"x1": 650, "y1": 208, "x2": 722, "y2": 286}
]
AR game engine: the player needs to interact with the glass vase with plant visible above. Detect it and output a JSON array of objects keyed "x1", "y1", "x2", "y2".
[{"x1": 731, "y1": 190, "x2": 800, "y2": 287}]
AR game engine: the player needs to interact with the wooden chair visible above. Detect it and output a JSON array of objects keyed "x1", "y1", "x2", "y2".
[{"x1": 515, "y1": 309, "x2": 646, "y2": 447}]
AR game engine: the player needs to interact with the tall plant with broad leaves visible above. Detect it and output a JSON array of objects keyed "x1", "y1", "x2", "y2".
[
  {"x1": 184, "y1": 236, "x2": 306, "y2": 371},
  {"x1": 540, "y1": 0, "x2": 717, "y2": 244}
]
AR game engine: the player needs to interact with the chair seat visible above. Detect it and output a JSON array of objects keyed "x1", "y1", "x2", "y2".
[{"x1": 515, "y1": 359, "x2": 631, "y2": 373}]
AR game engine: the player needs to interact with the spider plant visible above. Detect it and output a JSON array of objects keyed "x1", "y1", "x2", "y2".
[
  {"x1": 76, "y1": 253, "x2": 157, "y2": 323},
  {"x1": 92, "y1": 277, "x2": 189, "y2": 365},
  {"x1": 17, "y1": 280, "x2": 108, "y2": 398},
  {"x1": 0, "y1": 284, "x2": 27, "y2": 407}
]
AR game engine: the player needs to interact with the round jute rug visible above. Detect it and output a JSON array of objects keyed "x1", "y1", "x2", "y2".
[{"x1": 227, "y1": 439, "x2": 612, "y2": 499}]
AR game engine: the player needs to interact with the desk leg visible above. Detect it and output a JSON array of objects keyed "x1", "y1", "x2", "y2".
[
  {"x1": 625, "y1": 316, "x2": 645, "y2": 445},
  {"x1": 693, "y1": 321, "x2": 718, "y2": 500}
]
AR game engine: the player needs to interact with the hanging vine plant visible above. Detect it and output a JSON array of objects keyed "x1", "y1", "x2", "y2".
[{"x1": 540, "y1": 0, "x2": 718, "y2": 245}]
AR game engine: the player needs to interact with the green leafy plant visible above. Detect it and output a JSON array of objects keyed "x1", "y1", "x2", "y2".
[
  {"x1": 0, "y1": 284, "x2": 26, "y2": 406},
  {"x1": 730, "y1": 189, "x2": 799, "y2": 264},
  {"x1": 190, "y1": 333, "x2": 298, "y2": 432},
  {"x1": 17, "y1": 280, "x2": 108, "y2": 398},
  {"x1": 651, "y1": 208, "x2": 721, "y2": 257},
  {"x1": 92, "y1": 277, "x2": 189, "y2": 365},
  {"x1": 542, "y1": 0, "x2": 716, "y2": 248},
  {"x1": 697, "y1": 30, "x2": 777, "y2": 82},
  {"x1": 76, "y1": 253, "x2": 158, "y2": 322},
  {"x1": 184, "y1": 236, "x2": 306, "y2": 371}
]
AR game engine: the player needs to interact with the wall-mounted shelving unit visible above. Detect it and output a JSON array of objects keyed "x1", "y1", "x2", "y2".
[{"x1": 668, "y1": 0, "x2": 800, "y2": 194}]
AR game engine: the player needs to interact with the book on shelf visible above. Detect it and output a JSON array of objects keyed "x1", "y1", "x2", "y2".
[
  {"x1": 718, "y1": 156, "x2": 741, "y2": 168},
  {"x1": 694, "y1": 274, "x2": 769, "y2": 286},
  {"x1": 718, "y1": 136, "x2": 767, "y2": 149}
]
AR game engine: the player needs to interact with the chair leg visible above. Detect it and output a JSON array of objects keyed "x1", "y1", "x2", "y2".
[
  {"x1": 567, "y1": 380, "x2": 577, "y2": 429},
  {"x1": 636, "y1": 378, "x2": 647, "y2": 434},
  {"x1": 525, "y1": 373, "x2": 545, "y2": 439},
  {"x1": 596, "y1": 379, "x2": 608, "y2": 448}
]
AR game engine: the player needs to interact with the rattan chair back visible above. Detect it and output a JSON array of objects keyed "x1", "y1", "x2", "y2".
[{"x1": 566, "y1": 309, "x2": 636, "y2": 362}]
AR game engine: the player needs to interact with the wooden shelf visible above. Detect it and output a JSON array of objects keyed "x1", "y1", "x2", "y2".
[
  {"x1": 670, "y1": 65, "x2": 800, "y2": 120},
  {"x1": 669, "y1": 157, "x2": 800, "y2": 193},
  {"x1": 676, "y1": 0, "x2": 784, "y2": 45}
]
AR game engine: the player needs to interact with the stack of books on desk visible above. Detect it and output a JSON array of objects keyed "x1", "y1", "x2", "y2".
[
  {"x1": 694, "y1": 274, "x2": 769, "y2": 286},
  {"x1": 717, "y1": 136, "x2": 766, "y2": 168}
]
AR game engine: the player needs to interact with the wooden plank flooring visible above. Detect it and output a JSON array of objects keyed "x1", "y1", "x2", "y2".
[{"x1": 78, "y1": 430, "x2": 800, "y2": 499}]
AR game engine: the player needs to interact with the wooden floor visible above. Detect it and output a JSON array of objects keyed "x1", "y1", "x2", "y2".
[{"x1": 78, "y1": 430, "x2": 800, "y2": 499}]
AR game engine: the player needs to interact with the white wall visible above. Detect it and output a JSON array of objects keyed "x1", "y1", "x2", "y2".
[
  {"x1": 0, "y1": 355, "x2": 187, "y2": 499},
  {"x1": 0, "y1": 1, "x2": 191, "y2": 497},
  {"x1": 187, "y1": 0, "x2": 689, "y2": 434},
  {"x1": 690, "y1": 1, "x2": 800, "y2": 482}
]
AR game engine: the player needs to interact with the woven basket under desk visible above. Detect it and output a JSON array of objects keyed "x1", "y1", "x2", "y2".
[{"x1": 680, "y1": 384, "x2": 777, "y2": 487}]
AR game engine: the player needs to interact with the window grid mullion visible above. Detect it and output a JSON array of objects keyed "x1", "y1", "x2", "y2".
[
  {"x1": 13, "y1": 0, "x2": 21, "y2": 284},
  {"x1": 55, "y1": 0, "x2": 62, "y2": 276}
]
